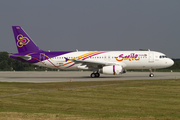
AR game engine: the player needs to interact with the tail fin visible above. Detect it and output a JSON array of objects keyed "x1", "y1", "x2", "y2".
[{"x1": 12, "y1": 26, "x2": 41, "y2": 53}]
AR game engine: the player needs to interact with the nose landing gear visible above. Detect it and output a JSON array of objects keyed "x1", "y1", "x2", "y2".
[
  {"x1": 149, "y1": 69, "x2": 154, "y2": 77},
  {"x1": 149, "y1": 73, "x2": 154, "y2": 77}
]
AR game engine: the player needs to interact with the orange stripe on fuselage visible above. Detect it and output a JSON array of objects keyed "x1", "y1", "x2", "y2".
[
  {"x1": 62, "y1": 51, "x2": 105, "y2": 67},
  {"x1": 63, "y1": 51, "x2": 100, "y2": 66},
  {"x1": 64, "y1": 61, "x2": 73, "y2": 65}
]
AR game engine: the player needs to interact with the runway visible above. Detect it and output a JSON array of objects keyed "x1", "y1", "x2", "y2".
[{"x1": 0, "y1": 71, "x2": 179, "y2": 83}]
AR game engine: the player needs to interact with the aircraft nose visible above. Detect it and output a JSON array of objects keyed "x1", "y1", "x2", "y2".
[{"x1": 167, "y1": 59, "x2": 174, "y2": 67}]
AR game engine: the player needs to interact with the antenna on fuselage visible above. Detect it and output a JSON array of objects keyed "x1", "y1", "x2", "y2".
[{"x1": 139, "y1": 49, "x2": 151, "y2": 51}]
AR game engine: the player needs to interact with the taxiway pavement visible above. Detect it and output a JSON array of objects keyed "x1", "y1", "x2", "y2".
[{"x1": 0, "y1": 71, "x2": 179, "y2": 83}]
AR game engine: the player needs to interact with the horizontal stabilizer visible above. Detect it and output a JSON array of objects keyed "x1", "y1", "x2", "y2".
[{"x1": 10, "y1": 54, "x2": 32, "y2": 61}]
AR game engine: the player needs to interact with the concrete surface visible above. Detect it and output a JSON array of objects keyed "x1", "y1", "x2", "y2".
[{"x1": 0, "y1": 71, "x2": 179, "y2": 83}]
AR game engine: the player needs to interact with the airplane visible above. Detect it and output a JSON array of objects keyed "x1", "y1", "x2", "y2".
[{"x1": 10, "y1": 26, "x2": 174, "y2": 78}]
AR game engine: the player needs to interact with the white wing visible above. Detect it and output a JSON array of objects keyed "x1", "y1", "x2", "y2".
[{"x1": 72, "y1": 59, "x2": 126, "y2": 69}]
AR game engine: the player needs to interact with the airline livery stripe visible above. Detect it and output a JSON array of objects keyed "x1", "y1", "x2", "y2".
[
  {"x1": 113, "y1": 65, "x2": 115, "y2": 75},
  {"x1": 64, "y1": 61, "x2": 73, "y2": 65},
  {"x1": 47, "y1": 59, "x2": 60, "y2": 68},
  {"x1": 66, "y1": 64, "x2": 75, "y2": 68}
]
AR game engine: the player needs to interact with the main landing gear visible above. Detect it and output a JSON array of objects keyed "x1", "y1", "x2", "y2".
[
  {"x1": 149, "y1": 69, "x2": 154, "y2": 77},
  {"x1": 91, "y1": 72, "x2": 100, "y2": 78}
]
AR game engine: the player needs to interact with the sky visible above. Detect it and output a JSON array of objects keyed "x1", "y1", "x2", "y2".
[{"x1": 0, "y1": 0, "x2": 180, "y2": 58}]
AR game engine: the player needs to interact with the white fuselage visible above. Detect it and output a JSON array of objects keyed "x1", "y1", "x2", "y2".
[{"x1": 33, "y1": 51, "x2": 174, "y2": 70}]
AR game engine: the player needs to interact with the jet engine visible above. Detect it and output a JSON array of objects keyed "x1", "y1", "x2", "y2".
[{"x1": 100, "y1": 65, "x2": 123, "y2": 75}]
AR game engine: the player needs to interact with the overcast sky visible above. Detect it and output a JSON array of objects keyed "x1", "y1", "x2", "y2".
[{"x1": 0, "y1": 0, "x2": 180, "y2": 58}]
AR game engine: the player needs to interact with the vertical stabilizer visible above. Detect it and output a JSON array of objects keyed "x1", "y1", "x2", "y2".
[{"x1": 12, "y1": 26, "x2": 41, "y2": 53}]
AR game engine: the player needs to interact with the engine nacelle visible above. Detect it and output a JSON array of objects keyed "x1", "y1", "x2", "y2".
[{"x1": 100, "y1": 65, "x2": 123, "y2": 75}]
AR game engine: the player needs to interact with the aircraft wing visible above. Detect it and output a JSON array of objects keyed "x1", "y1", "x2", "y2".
[{"x1": 72, "y1": 59, "x2": 126, "y2": 69}]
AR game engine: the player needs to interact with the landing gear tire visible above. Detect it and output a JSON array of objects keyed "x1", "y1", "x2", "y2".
[
  {"x1": 90, "y1": 73, "x2": 100, "y2": 78},
  {"x1": 91, "y1": 73, "x2": 96, "y2": 78},
  {"x1": 95, "y1": 73, "x2": 100, "y2": 77},
  {"x1": 149, "y1": 73, "x2": 154, "y2": 77}
]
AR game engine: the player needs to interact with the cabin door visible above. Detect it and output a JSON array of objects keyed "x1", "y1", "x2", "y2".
[
  {"x1": 40, "y1": 53, "x2": 46, "y2": 65},
  {"x1": 148, "y1": 53, "x2": 154, "y2": 63}
]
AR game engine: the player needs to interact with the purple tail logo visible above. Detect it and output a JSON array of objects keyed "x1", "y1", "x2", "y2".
[{"x1": 17, "y1": 34, "x2": 30, "y2": 47}]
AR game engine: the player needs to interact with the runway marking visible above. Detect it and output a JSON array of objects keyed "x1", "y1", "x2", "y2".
[{"x1": 0, "y1": 81, "x2": 158, "y2": 98}]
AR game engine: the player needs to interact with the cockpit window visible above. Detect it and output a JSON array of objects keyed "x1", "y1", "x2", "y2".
[{"x1": 159, "y1": 55, "x2": 167, "y2": 58}]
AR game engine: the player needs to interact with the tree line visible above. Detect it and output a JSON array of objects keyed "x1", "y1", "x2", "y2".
[
  {"x1": 0, "y1": 52, "x2": 180, "y2": 71},
  {"x1": 0, "y1": 52, "x2": 49, "y2": 71}
]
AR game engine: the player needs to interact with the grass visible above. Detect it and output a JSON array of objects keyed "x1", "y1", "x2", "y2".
[{"x1": 0, "y1": 79, "x2": 180, "y2": 120}]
